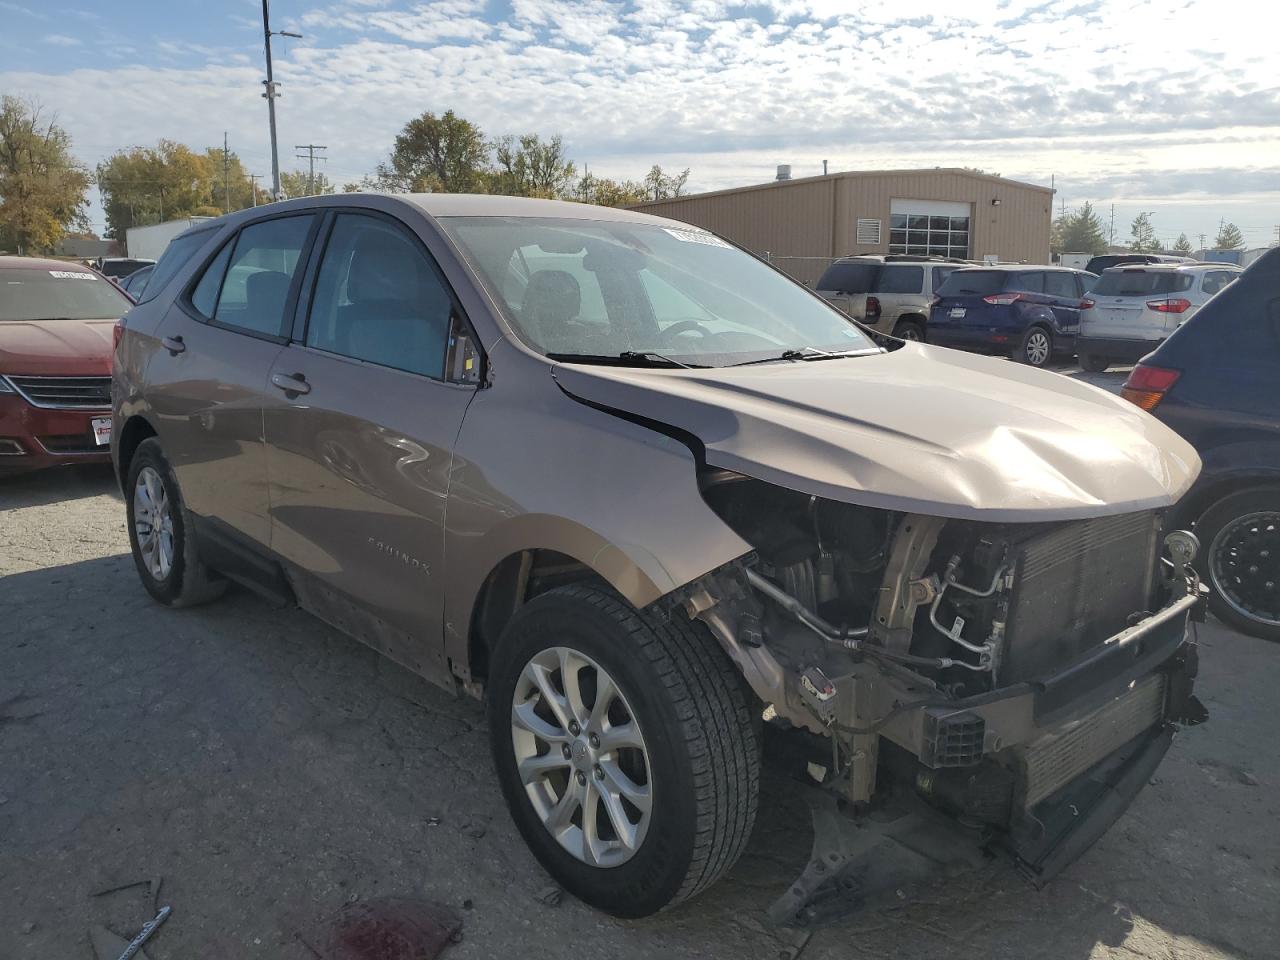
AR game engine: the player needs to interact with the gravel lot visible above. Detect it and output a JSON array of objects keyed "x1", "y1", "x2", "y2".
[{"x1": 2, "y1": 368, "x2": 1277, "y2": 960}]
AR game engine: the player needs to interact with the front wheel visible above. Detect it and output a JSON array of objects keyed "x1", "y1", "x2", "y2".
[
  {"x1": 1196, "y1": 487, "x2": 1280, "y2": 642},
  {"x1": 487, "y1": 584, "x2": 760, "y2": 917},
  {"x1": 1077, "y1": 351, "x2": 1110, "y2": 373},
  {"x1": 1019, "y1": 326, "x2": 1053, "y2": 367}
]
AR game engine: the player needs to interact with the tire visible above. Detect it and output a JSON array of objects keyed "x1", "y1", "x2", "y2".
[
  {"x1": 125, "y1": 437, "x2": 226, "y2": 607},
  {"x1": 892, "y1": 319, "x2": 925, "y2": 342},
  {"x1": 1019, "y1": 325, "x2": 1053, "y2": 367},
  {"x1": 487, "y1": 584, "x2": 760, "y2": 917},
  {"x1": 1077, "y1": 351, "x2": 1110, "y2": 373},
  {"x1": 1195, "y1": 487, "x2": 1280, "y2": 642}
]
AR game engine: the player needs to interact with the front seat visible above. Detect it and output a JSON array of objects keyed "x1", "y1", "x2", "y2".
[
  {"x1": 243, "y1": 270, "x2": 291, "y2": 333},
  {"x1": 520, "y1": 270, "x2": 582, "y2": 349}
]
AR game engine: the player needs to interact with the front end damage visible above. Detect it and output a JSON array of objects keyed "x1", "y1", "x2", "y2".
[{"x1": 674, "y1": 472, "x2": 1207, "y2": 926}]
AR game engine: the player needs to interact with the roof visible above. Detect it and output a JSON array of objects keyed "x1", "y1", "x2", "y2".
[
  {"x1": 0, "y1": 256, "x2": 95, "y2": 272},
  {"x1": 1111, "y1": 262, "x2": 1239, "y2": 272},
  {"x1": 401, "y1": 193, "x2": 675, "y2": 224},
  {"x1": 629, "y1": 167, "x2": 1054, "y2": 208}
]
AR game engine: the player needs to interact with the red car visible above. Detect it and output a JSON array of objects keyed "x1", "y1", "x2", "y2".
[{"x1": 0, "y1": 256, "x2": 133, "y2": 475}]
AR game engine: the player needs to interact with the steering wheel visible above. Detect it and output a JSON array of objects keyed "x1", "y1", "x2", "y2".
[{"x1": 658, "y1": 319, "x2": 713, "y2": 343}]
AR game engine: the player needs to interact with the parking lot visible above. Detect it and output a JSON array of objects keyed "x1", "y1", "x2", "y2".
[{"x1": 1, "y1": 367, "x2": 1277, "y2": 960}]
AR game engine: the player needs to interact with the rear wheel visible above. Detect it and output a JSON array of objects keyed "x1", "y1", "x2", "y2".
[
  {"x1": 892, "y1": 319, "x2": 925, "y2": 342},
  {"x1": 1196, "y1": 487, "x2": 1280, "y2": 642},
  {"x1": 487, "y1": 584, "x2": 760, "y2": 917},
  {"x1": 1019, "y1": 326, "x2": 1053, "y2": 367},
  {"x1": 1077, "y1": 351, "x2": 1110, "y2": 373},
  {"x1": 125, "y1": 438, "x2": 226, "y2": 607}
]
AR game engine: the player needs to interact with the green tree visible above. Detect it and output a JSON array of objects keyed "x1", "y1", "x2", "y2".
[
  {"x1": 201, "y1": 146, "x2": 261, "y2": 212},
  {"x1": 1057, "y1": 201, "x2": 1108, "y2": 255},
  {"x1": 643, "y1": 164, "x2": 690, "y2": 201},
  {"x1": 1214, "y1": 221, "x2": 1244, "y2": 250},
  {"x1": 1129, "y1": 212, "x2": 1160, "y2": 253},
  {"x1": 97, "y1": 141, "x2": 221, "y2": 238},
  {"x1": 0, "y1": 96, "x2": 91, "y2": 254},
  {"x1": 1172, "y1": 233, "x2": 1193, "y2": 254},
  {"x1": 575, "y1": 171, "x2": 648, "y2": 207},
  {"x1": 376, "y1": 109, "x2": 489, "y2": 193},
  {"x1": 280, "y1": 169, "x2": 335, "y2": 198},
  {"x1": 489, "y1": 133, "x2": 576, "y2": 198}
]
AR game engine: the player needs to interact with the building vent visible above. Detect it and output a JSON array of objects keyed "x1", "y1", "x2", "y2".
[
  {"x1": 856, "y1": 218, "x2": 882, "y2": 245},
  {"x1": 776, "y1": 164, "x2": 792, "y2": 181}
]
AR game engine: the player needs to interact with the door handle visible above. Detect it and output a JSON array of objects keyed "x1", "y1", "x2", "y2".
[
  {"x1": 270, "y1": 371, "x2": 311, "y2": 396},
  {"x1": 161, "y1": 335, "x2": 185, "y2": 356}
]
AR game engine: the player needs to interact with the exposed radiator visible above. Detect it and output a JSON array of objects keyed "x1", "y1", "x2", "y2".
[{"x1": 1019, "y1": 673, "x2": 1166, "y2": 807}]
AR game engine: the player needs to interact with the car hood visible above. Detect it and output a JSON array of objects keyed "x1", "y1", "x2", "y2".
[
  {"x1": 552, "y1": 343, "x2": 1200, "y2": 522},
  {"x1": 0, "y1": 318, "x2": 116, "y2": 376}
]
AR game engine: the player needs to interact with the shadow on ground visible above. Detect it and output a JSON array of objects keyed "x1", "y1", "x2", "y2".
[{"x1": 0, "y1": 463, "x2": 120, "y2": 509}]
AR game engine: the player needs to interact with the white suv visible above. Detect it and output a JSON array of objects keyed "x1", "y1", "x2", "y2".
[{"x1": 1077, "y1": 262, "x2": 1242, "y2": 371}]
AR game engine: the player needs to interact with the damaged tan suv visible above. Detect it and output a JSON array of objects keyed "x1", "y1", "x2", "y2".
[{"x1": 113, "y1": 194, "x2": 1207, "y2": 922}]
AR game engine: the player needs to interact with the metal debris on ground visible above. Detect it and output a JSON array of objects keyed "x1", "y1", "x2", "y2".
[
  {"x1": 327, "y1": 897, "x2": 463, "y2": 960},
  {"x1": 115, "y1": 906, "x2": 171, "y2": 960},
  {"x1": 534, "y1": 884, "x2": 562, "y2": 906}
]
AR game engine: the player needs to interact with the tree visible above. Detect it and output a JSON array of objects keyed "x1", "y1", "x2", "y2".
[
  {"x1": 0, "y1": 96, "x2": 91, "y2": 254},
  {"x1": 1215, "y1": 221, "x2": 1244, "y2": 250},
  {"x1": 1056, "y1": 201, "x2": 1108, "y2": 255},
  {"x1": 376, "y1": 110, "x2": 489, "y2": 193},
  {"x1": 201, "y1": 146, "x2": 261, "y2": 212},
  {"x1": 1129, "y1": 212, "x2": 1160, "y2": 253},
  {"x1": 97, "y1": 141, "x2": 221, "y2": 238},
  {"x1": 1172, "y1": 233, "x2": 1194, "y2": 254},
  {"x1": 490, "y1": 134, "x2": 576, "y2": 198},
  {"x1": 280, "y1": 169, "x2": 335, "y2": 198},
  {"x1": 575, "y1": 172, "x2": 648, "y2": 207},
  {"x1": 643, "y1": 165, "x2": 690, "y2": 201}
]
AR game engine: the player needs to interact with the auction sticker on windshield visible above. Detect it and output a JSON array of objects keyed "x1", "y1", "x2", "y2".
[
  {"x1": 663, "y1": 228, "x2": 731, "y2": 248},
  {"x1": 48, "y1": 271, "x2": 96, "y2": 280},
  {"x1": 91, "y1": 417, "x2": 111, "y2": 446}
]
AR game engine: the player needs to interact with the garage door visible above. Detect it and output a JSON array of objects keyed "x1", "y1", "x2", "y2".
[{"x1": 889, "y1": 199, "x2": 971, "y2": 258}]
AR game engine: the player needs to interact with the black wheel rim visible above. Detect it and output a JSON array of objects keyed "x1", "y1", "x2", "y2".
[{"x1": 1209, "y1": 511, "x2": 1280, "y2": 627}]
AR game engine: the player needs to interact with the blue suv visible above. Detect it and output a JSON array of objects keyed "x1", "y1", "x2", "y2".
[{"x1": 928, "y1": 266, "x2": 1097, "y2": 367}]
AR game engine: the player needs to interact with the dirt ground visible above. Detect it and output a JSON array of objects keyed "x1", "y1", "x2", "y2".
[{"x1": 2, "y1": 370, "x2": 1277, "y2": 960}]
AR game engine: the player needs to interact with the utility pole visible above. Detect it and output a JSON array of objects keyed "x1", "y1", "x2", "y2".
[
  {"x1": 1273, "y1": 224, "x2": 1279, "y2": 246},
  {"x1": 261, "y1": 1, "x2": 301, "y2": 201},
  {"x1": 1109, "y1": 203, "x2": 1115, "y2": 249},
  {"x1": 295, "y1": 143, "x2": 328, "y2": 195},
  {"x1": 223, "y1": 132, "x2": 231, "y2": 214},
  {"x1": 1199, "y1": 233, "x2": 1207, "y2": 252},
  {"x1": 249, "y1": 174, "x2": 262, "y2": 207}
]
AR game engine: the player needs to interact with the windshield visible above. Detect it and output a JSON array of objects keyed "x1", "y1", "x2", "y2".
[
  {"x1": 0, "y1": 268, "x2": 133, "y2": 321},
  {"x1": 1092, "y1": 270, "x2": 1194, "y2": 297},
  {"x1": 936, "y1": 270, "x2": 1006, "y2": 297},
  {"x1": 440, "y1": 217, "x2": 876, "y2": 366}
]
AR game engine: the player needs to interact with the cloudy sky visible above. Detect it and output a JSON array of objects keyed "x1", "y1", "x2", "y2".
[{"x1": 3, "y1": 0, "x2": 1278, "y2": 248}]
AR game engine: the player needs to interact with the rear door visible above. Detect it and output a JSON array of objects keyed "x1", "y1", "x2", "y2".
[
  {"x1": 263, "y1": 210, "x2": 482, "y2": 679},
  {"x1": 146, "y1": 213, "x2": 317, "y2": 546}
]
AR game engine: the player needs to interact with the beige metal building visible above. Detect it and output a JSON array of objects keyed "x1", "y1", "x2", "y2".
[{"x1": 630, "y1": 168, "x2": 1054, "y2": 286}]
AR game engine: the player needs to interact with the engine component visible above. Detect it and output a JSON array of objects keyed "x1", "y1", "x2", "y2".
[
  {"x1": 919, "y1": 709, "x2": 986, "y2": 768},
  {"x1": 871, "y1": 515, "x2": 947, "y2": 653},
  {"x1": 798, "y1": 666, "x2": 838, "y2": 725}
]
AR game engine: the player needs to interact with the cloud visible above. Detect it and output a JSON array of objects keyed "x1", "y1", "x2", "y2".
[{"x1": 43, "y1": 34, "x2": 82, "y2": 46}]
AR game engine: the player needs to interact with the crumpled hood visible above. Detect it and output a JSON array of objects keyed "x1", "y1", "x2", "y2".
[
  {"x1": 0, "y1": 318, "x2": 115, "y2": 375},
  {"x1": 552, "y1": 343, "x2": 1200, "y2": 521}
]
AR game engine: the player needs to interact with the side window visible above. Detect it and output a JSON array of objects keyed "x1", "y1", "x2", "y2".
[
  {"x1": 1201, "y1": 271, "x2": 1237, "y2": 296},
  {"x1": 931, "y1": 266, "x2": 957, "y2": 291},
  {"x1": 1043, "y1": 272, "x2": 1077, "y2": 298},
  {"x1": 136, "y1": 228, "x2": 215, "y2": 304},
  {"x1": 211, "y1": 216, "x2": 313, "y2": 336},
  {"x1": 190, "y1": 242, "x2": 233, "y2": 317},
  {"x1": 306, "y1": 213, "x2": 454, "y2": 380},
  {"x1": 874, "y1": 265, "x2": 924, "y2": 294},
  {"x1": 1006, "y1": 272, "x2": 1045, "y2": 294}
]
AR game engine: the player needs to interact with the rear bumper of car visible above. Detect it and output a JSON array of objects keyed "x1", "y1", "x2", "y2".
[
  {"x1": 0, "y1": 393, "x2": 112, "y2": 474},
  {"x1": 1076, "y1": 335, "x2": 1162, "y2": 363},
  {"x1": 927, "y1": 326, "x2": 1017, "y2": 353}
]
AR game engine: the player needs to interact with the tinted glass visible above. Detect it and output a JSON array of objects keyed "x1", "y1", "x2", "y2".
[
  {"x1": 875, "y1": 265, "x2": 924, "y2": 294},
  {"x1": 1201, "y1": 271, "x2": 1237, "y2": 296},
  {"x1": 99, "y1": 259, "x2": 152, "y2": 278},
  {"x1": 1005, "y1": 272, "x2": 1045, "y2": 294},
  {"x1": 816, "y1": 261, "x2": 877, "y2": 294},
  {"x1": 1092, "y1": 271, "x2": 1195, "y2": 297},
  {"x1": 191, "y1": 242, "x2": 233, "y2": 317},
  {"x1": 0, "y1": 268, "x2": 132, "y2": 321},
  {"x1": 135, "y1": 229, "x2": 213, "y2": 304},
  {"x1": 936, "y1": 270, "x2": 1004, "y2": 297},
  {"x1": 307, "y1": 214, "x2": 453, "y2": 380},
  {"x1": 442, "y1": 217, "x2": 875, "y2": 365},
  {"x1": 1043, "y1": 272, "x2": 1077, "y2": 298},
  {"x1": 931, "y1": 266, "x2": 958, "y2": 290},
  {"x1": 212, "y1": 216, "x2": 312, "y2": 336}
]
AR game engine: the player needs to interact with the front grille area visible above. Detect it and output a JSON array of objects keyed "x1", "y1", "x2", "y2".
[
  {"x1": 7, "y1": 375, "x2": 111, "y2": 409},
  {"x1": 1002, "y1": 511, "x2": 1161, "y2": 683},
  {"x1": 1019, "y1": 673, "x2": 1165, "y2": 806}
]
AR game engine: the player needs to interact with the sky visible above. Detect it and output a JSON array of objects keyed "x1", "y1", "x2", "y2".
[{"x1": 2, "y1": 0, "x2": 1278, "y2": 249}]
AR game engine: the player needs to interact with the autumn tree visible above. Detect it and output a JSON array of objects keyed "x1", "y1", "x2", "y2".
[
  {"x1": 1172, "y1": 233, "x2": 1193, "y2": 254},
  {"x1": 1215, "y1": 221, "x2": 1244, "y2": 250},
  {"x1": 201, "y1": 146, "x2": 262, "y2": 211},
  {"x1": 643, "y1": 164, "x2": 689, "y2": 201},
  {"x1": 280, "y1": 169, "x2": 335, "y2": 197},
  {"x1": 0, "y1": 96, "x2": 91, "y2": 254},
  {"x1": 490, "y1": 134, "x2": 576, "y2": 198},
  {"x1": 1129, "y1": 212, "x2": 1160, "y2": 253},
  {"x1": 97, "y1": 141, "x2": 221, "y2": 237},
  {"x1": 376, "y1": 110, "x2": 489, "y2": 193},
  {"x1": 575, "y1": 172, "x2": 648, "y2": 207}
]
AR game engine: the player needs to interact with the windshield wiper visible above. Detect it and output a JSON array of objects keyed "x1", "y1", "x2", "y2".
[
  {"x1": 547, "y1": 351, "x2": 704, "y2": 368},
  {"x1": 727, "y1": 345, "x2": 887, "y2": 367}
]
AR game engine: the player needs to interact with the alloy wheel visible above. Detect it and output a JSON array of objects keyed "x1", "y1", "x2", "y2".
[
  {"x1": 1025, "y1": 330, "x2": 1050, "y2": 365},
  {"x1": 1209, "y1": 511, "x2": 1280, "y2": 627},
  {"x1": 510, "y1": 646, "x2": 652, "y2": 868},
  {"x1": 133, "y1": 465, "x2": 175, "y2": 581}
]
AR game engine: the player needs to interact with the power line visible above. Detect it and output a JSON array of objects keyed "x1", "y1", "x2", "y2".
[{"x1": 294, "y1": 143, "x2": 327, "y2": 196}]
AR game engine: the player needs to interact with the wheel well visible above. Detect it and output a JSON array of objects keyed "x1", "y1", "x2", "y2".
[
  {"x1": 896, "y1": 314, "x2": 927, "y2": 327},
  {"x1": 467, "y1": 549, "x2": 606, "y2": 685},
  {"x1": 1178, "y1": 475, "x2": 1280, "y2": 529},
  {"x1": 116, "y1": 416, "x2": 157, "y2": 491}
]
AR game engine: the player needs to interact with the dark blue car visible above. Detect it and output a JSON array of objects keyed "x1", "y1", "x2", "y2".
[
  {"x1": 1123, "y1": 247, "x2": 1279, "y2": 641},
  {"x1": 928, "y1": 266, "x2": 1097, "y2": 367}
]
